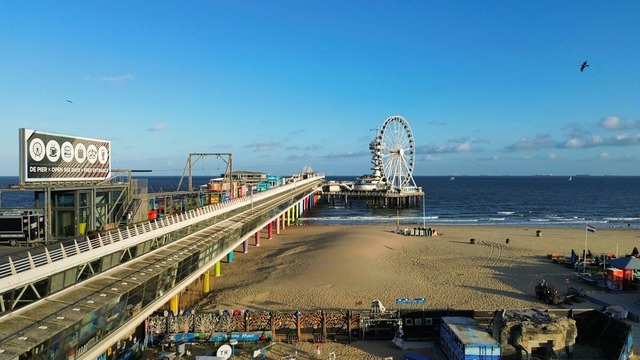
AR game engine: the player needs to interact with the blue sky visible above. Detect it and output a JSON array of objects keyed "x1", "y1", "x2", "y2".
[{"x1": 1, "y1": 1, "x2": 639, "y2": 177}]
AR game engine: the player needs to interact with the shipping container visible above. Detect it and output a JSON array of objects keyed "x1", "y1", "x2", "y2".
[
  {"x1": 0, "y1": 210, "x2": 46, "y2": 246},
  {"x1": 256, "y1": 182, "x2": 270, "y2": 192},
  {"x1": 267, "y1": 175, "x2": 281, "y2": 188},
  {"x1": 440, "y1": 316, "x2": 500, "y2": 360},
  {"x1": 208, "y1": 182, "x2": 222, "y2": 192}
]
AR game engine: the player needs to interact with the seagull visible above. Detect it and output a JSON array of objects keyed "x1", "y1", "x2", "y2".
[
  {"x1": 66, "y1": 99, "x2": 73, "y2": 103},
  {"x1": 580, "y1": 61, "x2": 589, "y2": 72}
]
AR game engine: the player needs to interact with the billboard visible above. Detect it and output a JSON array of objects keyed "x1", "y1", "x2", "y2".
[{"x1": 19, "y1": 128, "x2": 111, "y2": 183}]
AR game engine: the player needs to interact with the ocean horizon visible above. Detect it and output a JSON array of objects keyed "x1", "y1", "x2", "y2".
[{"x1": 1, "y1": 175, "x2": 639, "y2": 229}]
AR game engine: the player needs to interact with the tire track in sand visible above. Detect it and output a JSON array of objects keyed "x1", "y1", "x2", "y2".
[{"x1": 481, "y1": 240, "x2": 505, "y2": 267}]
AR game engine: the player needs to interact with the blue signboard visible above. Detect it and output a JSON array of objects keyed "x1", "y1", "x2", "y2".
[
  {"x1": 207, "y1": 332, "x2": 271, "y2": 342},
  {"x1": 396, "y1": 298, "x2": 427, "y2": 305}
]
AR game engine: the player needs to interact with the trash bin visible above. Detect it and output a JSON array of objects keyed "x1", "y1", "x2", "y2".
[
  {"x1": 536, "y1": 230, "x2": 542, "y2": 237},
  {"x1": 470, "y1": 238, "x2": 475, "y2": 244}
]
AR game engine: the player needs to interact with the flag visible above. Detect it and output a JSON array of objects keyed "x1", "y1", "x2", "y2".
[{"x1": 587, "y1": 224, "x2": 596, "y2": 233}]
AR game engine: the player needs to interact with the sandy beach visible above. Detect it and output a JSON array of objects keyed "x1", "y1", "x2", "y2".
[
  {"x1": 178, "y1": 224, "x2": 640, "y2": 359},
  {"x1": 208, "y1": 224, "x2": 638, "y2": 311}
]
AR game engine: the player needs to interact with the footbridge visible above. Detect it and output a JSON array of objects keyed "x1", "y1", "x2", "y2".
[{"x1": 0, "y1": 175, "x2": 324, "y2": 359}]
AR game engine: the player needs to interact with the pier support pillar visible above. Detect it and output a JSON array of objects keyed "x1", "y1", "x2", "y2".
[
  {"x1": 276, "y1": 217, "x2": 281, "y2": 234},
  {"x1": 255, "y1": 231, "x2": 261, "y2": 246},
  {"x1": 243, "y1": 239, "x2": 249, "y2": 253},
  {"x1": 215, "y1": 261, "x2": 221, "y2": 277},
  {"x1": 170, "y1": 295, "x2": 179, "y2": 313},
  {"x1": 281, "y1": 213, "x2": 286, "y2": 230},
  {"x1": 268, "y1": 222, "x2": 273, "y2": 239},
  {"x1": 204, "y1": 270, "x2": 211, "y2": 292},
  {"x1": 227, "y1": 251, "x2": 234, "y2": 264}
]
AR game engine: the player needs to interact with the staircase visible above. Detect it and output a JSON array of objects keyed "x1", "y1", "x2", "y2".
[{"x1": 118, "y1": 199, "x2": 141, "y2": 227}]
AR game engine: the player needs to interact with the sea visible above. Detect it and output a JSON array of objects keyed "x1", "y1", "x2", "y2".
[{"x1": 1, "y1": 175, "x2": 639, "y2": 229}]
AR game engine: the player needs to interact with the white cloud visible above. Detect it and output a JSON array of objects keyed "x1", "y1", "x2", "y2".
[
  {"x1": 101, "y1": 74, "x2": 134, "y2": 84},
  {"x1": 559, "y1": 133, "x2": 640, "y2": 148},
  {"x1": 148, "y1": 124, "x2": 167, "y2": 131},
  {"x1": 286, "y1": 153, "x2": 308, "y2": 161},
  {"x1": 599, "y1": 116, "x2": 640, "y2": 130},
  {"x1": 505, "y1": 133, "x2": 554, "y2": 151},
  {"x1": 321, "y1": 150, "x2": 369, "y2": 159},
  {"x1": 563, "y1": 138, "x2": 585, "y2": 149},
  {"x1": 246, "y1": 142, "x2": 279, "y2": 152},
  {"x1": 417, "y1": 139, "x2": 479, "y2": 154},
  {"x1": 456, "y1": 142, "x2": 472, "y2": 152}
]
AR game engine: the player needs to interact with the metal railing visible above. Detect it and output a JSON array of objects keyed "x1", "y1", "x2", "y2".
[{"x1": 0, "y1": 197, "x2": 242, "y2": 280}]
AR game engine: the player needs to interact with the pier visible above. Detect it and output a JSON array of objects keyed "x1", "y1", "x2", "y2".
[
  {"x1": 0, "y1": 173, "x2": 324, "y2": 359},
  {"x1": 320, "y1": 186, "x2": 424, "y2": 208},
  {"x1": 318, "y1": 115, "x2": 425, "y2": 208}
]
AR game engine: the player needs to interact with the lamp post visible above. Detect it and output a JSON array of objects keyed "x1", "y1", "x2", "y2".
[{"x1": 422, "y1": 192, "x2": 426, "y2": 228}]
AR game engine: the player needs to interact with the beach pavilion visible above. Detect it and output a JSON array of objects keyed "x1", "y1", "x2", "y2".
[{"x1": 606, "y1": 257, "x2": 640, "y2": 291}]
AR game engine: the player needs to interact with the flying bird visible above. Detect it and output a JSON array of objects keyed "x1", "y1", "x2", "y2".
[
  {"x1": 580, "y1": 61, "x2": 589, "y2": 72},
  {"x1": 66, "y1": 100, "x2": 73, "y2": 103}
]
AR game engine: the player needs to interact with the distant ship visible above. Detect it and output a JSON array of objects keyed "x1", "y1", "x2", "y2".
[
  {"x1": 569, "y1": 176, "x2": 572, "y2": 181},
  {"x1": 450, "y1": 176, "x2": 455, "y2": 180}
]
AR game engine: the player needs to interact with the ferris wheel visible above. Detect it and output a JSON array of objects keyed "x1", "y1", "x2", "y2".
[{"x1": 372, "y1": 115, "x2": 417, "y2": 192}]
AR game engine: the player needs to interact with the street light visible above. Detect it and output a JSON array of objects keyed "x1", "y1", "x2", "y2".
[{"x1": 422, "y1": 191, "x2": 426, "y2": 228}]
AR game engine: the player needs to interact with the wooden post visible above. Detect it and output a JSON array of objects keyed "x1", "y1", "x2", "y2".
[
  {"x1": 296, "y1": 312, "x2": 302, "y2": 341},
  {"x1": 322, "y1": 310, "x2": 327, "y2": 342},
  {"x1": 270, "y1": 312, "x2": 277, "y2": 343},
  {"x1": 347, "y1": 310, "x2": 352, "y2": 343}
]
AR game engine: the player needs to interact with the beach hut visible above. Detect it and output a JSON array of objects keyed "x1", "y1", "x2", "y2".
[
  {"x1": 608, "y1": 256, "x2": 640, "y2": 270},
  {"x1": 606, "y1": 257, "x2": 640, "y2": 291},
  {"x1": 606, "y1": 268, "x2": 625, "y2": 291}
]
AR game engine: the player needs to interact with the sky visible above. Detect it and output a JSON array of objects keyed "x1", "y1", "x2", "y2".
[{"x1": 1, "y1": 1, "x2": 639, "y2": 177}]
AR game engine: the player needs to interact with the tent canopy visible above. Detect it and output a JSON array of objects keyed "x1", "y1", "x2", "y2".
[{"x1": 608, "y1": 256, "x2": 640, "y2": 270}]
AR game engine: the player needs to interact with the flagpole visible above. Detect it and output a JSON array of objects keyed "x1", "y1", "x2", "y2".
[
  {"x1": 584, "y1": 224, "x2": 588, "y2": 273},
  {"x1": 422, "y1": 194, "x2": 426, "y2": 228}
]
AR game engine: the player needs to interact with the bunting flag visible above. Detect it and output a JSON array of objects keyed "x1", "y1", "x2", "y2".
[{"x1": 587, "y1": 224, "x2": 596, "y2": 233}]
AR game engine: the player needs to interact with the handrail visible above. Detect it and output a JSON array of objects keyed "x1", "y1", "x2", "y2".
[{"x1": 0, "y1": 176, "x2": 323, "y2": 284}]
